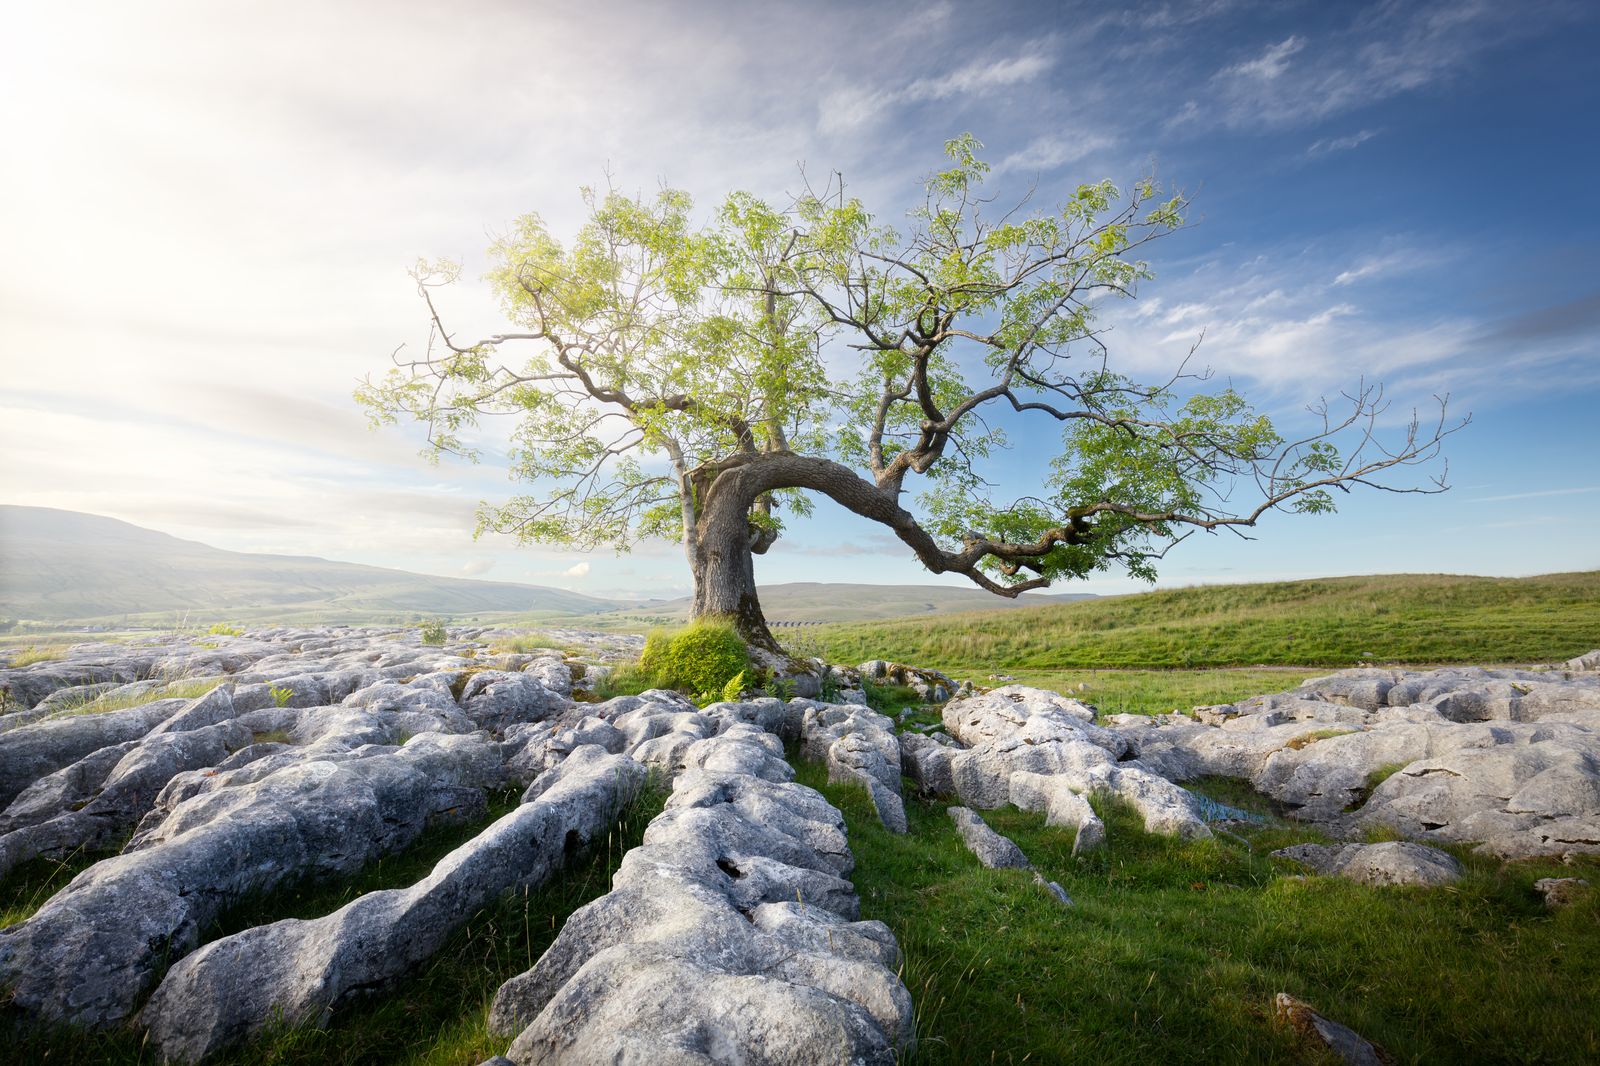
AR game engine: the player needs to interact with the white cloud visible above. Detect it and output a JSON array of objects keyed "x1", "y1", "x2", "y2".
[
  {"x1": 996, "y1": 132, "x2": 1115, "y2": 174},
  {"x1": 1308, "y1": 128, "x2": 1381, "y2": 156},
  {"x1": 1468, "y1": 486, "x2": 1600, "y2": 504},
  {"x1": 564, "y1": 561, "x2": 592, "y2": 578},
  {"x1": 1190, "y1": 3, "x2": 1567, "y2": 131},
  {"x1": 1222, "y1": 35, "x2": 1306, "y2": 81},
  {"x1": 817, "y1": 41, "x2": 1057, "y2": 135},
  {"x1": 460, "y1": 559, "x2": 495, "y2": 577}
]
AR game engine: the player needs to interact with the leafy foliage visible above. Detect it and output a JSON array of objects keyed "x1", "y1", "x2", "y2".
[
  {"x1": 418, "y1": 619, "x2": 449, "y2": 646},
  {"x1": 719, "y1": 670, "x2": 748, "y2": 703},
  {"x1": 360, "y1": 136, "x2": 1460, "y2": 628},
  {"x1": 646, "y1": 620, "x2": 750, "y2": 695}
]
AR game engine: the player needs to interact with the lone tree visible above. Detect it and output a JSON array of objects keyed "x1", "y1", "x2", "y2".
[{"x1": 359, "y1": 136, "x2": 1463, "y2": 653}]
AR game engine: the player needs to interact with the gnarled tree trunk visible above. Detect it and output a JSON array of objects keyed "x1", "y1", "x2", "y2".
[{"x1": 688, "y1": 462, "x2": 782, "y2": 653}]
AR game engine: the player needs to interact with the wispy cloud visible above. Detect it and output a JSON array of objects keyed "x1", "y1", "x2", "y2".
[
  {"x1": 995, "y1": 132, "x2": 1115, "y2": 174},
  {"x1": 1221, "y1": 35, "x2": 1306, "y2": 81},
  {"x1": 1333, "y1": 249, "x2": 1416, "y2": 285},
  {"x1": 1195, "y1": 2, "x2": 1569, "y2": 131},
  {"x1": 818, "y1": 42, "x2": 1057, "y2": 135},
  {"x1": 1308, "y1": 128, "x2": 1381, "y2": 156},
  {"x1": 1468, "y1": 486, "x2": 1600, "y2": 504}
]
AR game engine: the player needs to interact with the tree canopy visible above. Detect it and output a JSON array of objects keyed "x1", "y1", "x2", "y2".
[{"x1": 358, "y1": 135, "x2": 1463, "y2": 651}]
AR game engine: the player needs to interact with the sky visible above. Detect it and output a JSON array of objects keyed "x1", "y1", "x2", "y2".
[{"x1": 2, "y1": 0, "x2": 1597, "y2": 602}]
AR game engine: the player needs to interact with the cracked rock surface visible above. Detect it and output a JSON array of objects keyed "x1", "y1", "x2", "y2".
[
  {"x1": 0, "y1": 627, "x2": 911, "y2": 1064},
  {"x1": 905, "y1": 685, "x2": 1212, "y2": 844},
  {"x1": 488, "y1": 727, "x2": 912, "y2": 1065},
  {"x1": 1114, "y1": 658, "x2": 1600, "y2": 857}
]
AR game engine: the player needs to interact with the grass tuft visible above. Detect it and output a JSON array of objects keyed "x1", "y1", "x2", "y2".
[
  {"x1": 45, "y1": 679, "x2": 222, "y2": 719},
  {"x1": 8, "y1": 644, "x2": 70, "y2": 667}
]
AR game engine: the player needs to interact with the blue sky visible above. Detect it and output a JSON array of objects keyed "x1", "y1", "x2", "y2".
[{"x1": 1, "y1": 0, "x2": 1596, "y2": 601}]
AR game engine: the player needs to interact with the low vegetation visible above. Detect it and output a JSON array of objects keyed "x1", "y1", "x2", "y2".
[
  {"x1": 45, "y1": 678, "x2": 223, "y2": 719},
  {"x1": 981, "y1": 668, "x2": 1327, "y2": 716},
  {"x1": 639, "y1": 620, "x2": 749, "y2": 696},
  {"x1": 580, "y1": 620, "x2": 752, "y2": 704},
  {"x1": 6, "y1": 644, "x2": 70, "y2": 667},
  {"x1": 811, "y1": 571, "x2": 1600, "y2": 672},
  {"x1": 418, "y1": 619, "x2": 449, "y2": 646},
  {"x1": 792, "y1": 762, "x2": 1600, "y2": 1064}
]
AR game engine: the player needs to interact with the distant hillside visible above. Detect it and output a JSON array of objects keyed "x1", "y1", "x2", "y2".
[
  {"x1": 810, "y1": 571, "x2": 1600, "y2": 670},
  {"x1": 604, "y1": 581, "x2": 1096, "y2": 625},
  {"x1": 0, "y1": 506, "x2": 621, "y2": 622}
]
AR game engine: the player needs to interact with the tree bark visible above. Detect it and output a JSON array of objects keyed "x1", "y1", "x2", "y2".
[{"x1": 689, "y1": 466, "x2": 783, "y2": 653}]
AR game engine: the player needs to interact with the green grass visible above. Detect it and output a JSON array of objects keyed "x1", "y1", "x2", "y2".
[
  {"x1": 809, "y1": 571, "x2": 1600, "y2": 672},
  {"x1": 791, "y1": 761, "x2": 1600, "y2": 1064},
  {"x1": 991, "y1": 667, "x2": 1328, "y2": 715},
  {"x1": 7, "y1": 643, "x2": 71, "y2": 667},
  {"x1": 43, "y1": 678, "x2": 223, "y2": 719},
  {"x1": 488, "y1": 634, "x2": 586, "y2": 658},
  {"x1": 3, "y1": 782, "x2": 667, "y2": 1065}
]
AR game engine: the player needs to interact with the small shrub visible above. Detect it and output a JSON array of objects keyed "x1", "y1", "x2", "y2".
[
  {"x1": 764, "y1": 674, "x2": 796, "y2": 700},
  {"x1": 650, "y1": 620, "x2": 749, "y2": 696},
  {"x1": 818, "y1": 668, "x2": 842, "y2": 704},
  {"x1": 269, "y1": 685, "x2": 294, "y2": 708},
  {"x1": 419, "y1": 619, "x2": 449, "y2": 646},
  {"x1": 207, "y1": 623, "x2": 244, "y2": 637},
  {"x1": 638, "y1": 630, "x2": 671, "y2": 677}
]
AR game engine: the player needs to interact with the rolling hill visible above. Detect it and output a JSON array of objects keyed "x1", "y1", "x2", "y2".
[
  {"x1": 809, "y1": 571, "x2": 1600, "y2": 670},
  {"x1": 604, "y1": 581, "x2": 1095, "y2": 625},
  {"x1": 0, "y1": 507, "x2": 1093, "y2": 626},
  {"x1": 0, "y1": 506, "x2": 621, "y2": 622}
]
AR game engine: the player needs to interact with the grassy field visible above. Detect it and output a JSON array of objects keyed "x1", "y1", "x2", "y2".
[
  {"x1": 793, "y1": 762, "x2": 1600, "y2": 1065},
  {"x1": 809, "y1": 571, "x2": 1600, "y2": 673},
  {"x1": 975, "y1": 667, "x2": 1328, "y2": 715}
]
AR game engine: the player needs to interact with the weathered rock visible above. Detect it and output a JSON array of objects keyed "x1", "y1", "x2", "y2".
[
  {"x1": 1007, "y1": 771, "x2": 1105, "y2": 854},
  {"x1": 939, "y1": 687, "x2": 1208, "y2": 840},
  {"x1": 0, "y1": 719, "x2": 253, "y2": 878},
  {"x1": 0, "y1": 699, "x2": 189, "y2": 807},
  {"x1": 799, "y1": 703, "x2": 906, "y2": 833},
  {"x1": 1533, "y1": 876, "x2": 1590, "y2": 908},
  {"x1": 1563, "y1": 649, "x2": 1600, "y2": 672},
  {"x1": 1033, "y1": 872, "x2": 1073, "y2": 906},
  {"x1": 1271, "y1": 840, "x2": 1463, "y2": 887},
  {"x1": 1113, "y1": 663, "x2": 1600, "y2": 858},
  {"x1": 459, "y1": 671, "x2": 569, "y2": 734},
  {"x1": 900, "y1": 731, "x2": 957, "y2": 796},
  {"x1": 948, "y1": 806, "x2": 1031, "y2": 869},
  {"x1": 1274, "y1": 992, "x2": 1394, "y2": 1065},
  {"x1": 0, "y1": 732, "x2": 503, "y2": 1027},
  {"x1": 487, "y1": 730, "x2": 911, "y2": 1064},
  {"x1": 142, "y1": 747, "x2": 646, "y2": 1063}
]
